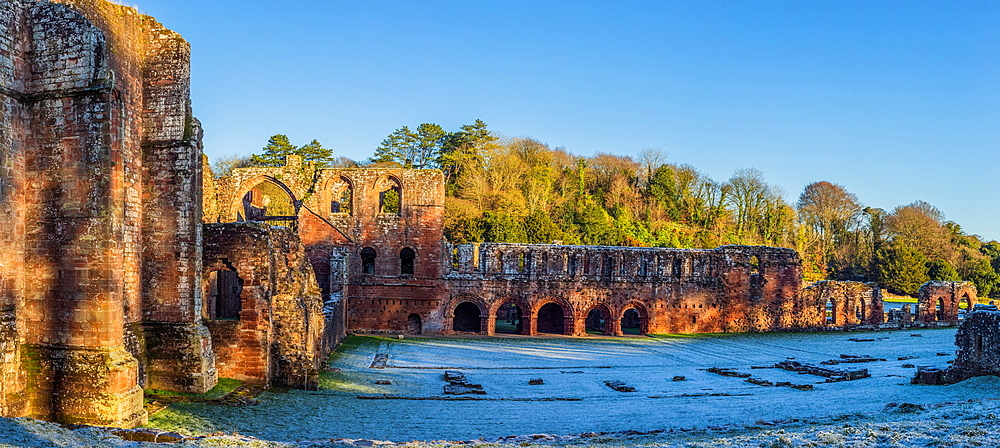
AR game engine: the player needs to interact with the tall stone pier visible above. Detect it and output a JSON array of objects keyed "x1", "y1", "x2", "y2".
[{"x1": 0, "y1": 0, "x2": 215, "y2": 427}]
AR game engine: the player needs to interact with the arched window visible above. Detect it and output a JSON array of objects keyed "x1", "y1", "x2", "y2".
[
  {"x1": 400, "y1": 247, "x2": 415, "y2": 276},
  {"x1": 379, "y1": 177, "x2": 402, "y2": 214},
  {"x1": 672, "y1": 258, "x2": 683, "y2": 277},
  {"x1": 361, "y1": 247, "x2": 377, "y2": 275},
  {"x1": 241, "y1": 179, "x2": 296, "y2": 226},
  {"x1": 749, "y1": 256, "x2": 761, "y2": 275},
  {"x1": 331, "y1": 176, "x2": 353, "y2": 214}
]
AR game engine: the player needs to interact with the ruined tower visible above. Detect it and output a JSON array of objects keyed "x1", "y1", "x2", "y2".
[{"x1": 0, "y1": 0, "x2": 214, "y2": 426}]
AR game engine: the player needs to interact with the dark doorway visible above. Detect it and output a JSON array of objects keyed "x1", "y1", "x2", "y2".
[
  {"x1": 856, "y1": 300, "x2": 865, "y2": 324},
  {"x1": 586, "y1": 308, "x2": 608, "y2": 334},
  {"x1": 453, "y1": 302, "x2": 482, "y2": 332},
  {"x1": 400, "y1": 248, "x2": 415, "y2": 276},
  {"x1": 936, "y1": 298, "x2": 945, "y2": 321},
  {"x1": 495, "y1": 303, "x2": 522, "y2": 334},
  {"x1": 407, "y1": 313, "x2": 422, "y2": 334},
  {"x1": 621, "y1": 308, "x2": 642, "y2": 335},
  {"x1": 536, "y1": 303, "x2": 565, "y2": 334},
  {"x1": 361, "y1": 247, "x2": 376, "y2": 275},
  {"x1": 214, "y1": 270, "x2": 242, "y2": 319}
]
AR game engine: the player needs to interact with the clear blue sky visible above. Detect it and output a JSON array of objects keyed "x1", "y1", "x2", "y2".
[{"x1": 131, "y1": 1, "x2": 999, "y2": 241}]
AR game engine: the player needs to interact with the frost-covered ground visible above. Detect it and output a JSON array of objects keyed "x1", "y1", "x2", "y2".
[{"x1": 5, "y1": 327, "x2": 1000, "y2": 447}]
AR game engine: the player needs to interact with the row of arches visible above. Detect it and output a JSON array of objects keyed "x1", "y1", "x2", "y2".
[
  {"x1": 449, "y1": 300, "x2": 649, "y2": 336},
  {"x1": 235, "y1": 175, "x2": 404, "y2": 223}
]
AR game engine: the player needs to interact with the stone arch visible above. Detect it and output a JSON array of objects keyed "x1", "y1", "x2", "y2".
[
  {"x1": 618, "y1": 301, "x2": 650, "y2": 335},
  {"x1": 584, "y1": 303, "x2": 613, "y2": 335},
  {"x1": 328, "y1": 175, "x2": 354, "y2": 215},
  {"x1": 376, "y1": 176, "x2": 402, "y2": 215},
  {"x1": 749, "y1": 255, "x2": 761, "y2": 275},
  {"x1": 446, "y1": 295, "x2": 489, "y2": 334},
  {"x1": 491, "y1": 297, "x2": 529, "y2": 335},
  {"x1": 855, "y1": 298, "x2": 866, "y2": 324},
  {"x1": 406, "y1": 313, "x2": 422, "y2": 334},
  {"x1": 825, "y1": 298, "x2": 837, "y2": 325},
  {"x1": 360, "y1": 246, "x2": 377, "y2": 275},
  {"x1": 532, "y1": 297, "x2": 575, "y2": 336},
  {"x1": 231, "y1": 175, "x2": 298, "y2": 223},
  {"x1": 936, "y1": 297, "x2": 945, "y2": 321},
  {"x1": 960, "y1": 292, "x2": 972, "y2": 318},
  {"x1": 399, "y1": 246, "x2": 415, "y2": 277}
]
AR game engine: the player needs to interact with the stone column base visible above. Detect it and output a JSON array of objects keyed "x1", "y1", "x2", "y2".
[
  {"x1": 23, "y1": 344, "x2": 147, "y2": 428},
  {"x1": 143, "y1": 321, "x2": 217, "y2": 393},
  {"x1": 0, "y1": 307, "x2": 27, "y2": 418}
]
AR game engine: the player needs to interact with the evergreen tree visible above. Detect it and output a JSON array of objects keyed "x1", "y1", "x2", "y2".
[
  {"x1": 297, "y1": 139, "x2": 335, "y2": 167},
  {"x1": 875, "y1": 240, "x2": 930, "y2": 295},
  {"x1": 414, "y1": 123, "x2": 446, "y2": 169},
  {"x1": 371, "y1": 126, "x2": 418, "y2": 167},
  {"x1": 251, "y1": 134, "x2": 298, "y2": 166},
  {"x1": 926, "y1": 259, "x2": 961, "y2": 281}
]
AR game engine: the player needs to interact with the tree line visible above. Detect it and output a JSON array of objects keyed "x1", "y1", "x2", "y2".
[{"x1": 220, "y1": 122, "x2": 1000, "y2": 299}]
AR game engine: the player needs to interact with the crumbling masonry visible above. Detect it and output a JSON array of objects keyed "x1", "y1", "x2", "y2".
[
  {"x1": 0, "y1": 0, "x2": 982, "y2": 429},
  {"x1": 0, "y1": 0, "x2": 329, "y2": 427},
  {"x1": 207, "y1": 159, "x2": 919, "y2": 338}
]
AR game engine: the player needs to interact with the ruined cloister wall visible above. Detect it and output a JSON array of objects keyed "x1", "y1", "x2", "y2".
[
  {"x1": 432, "y1": 243, "x2": 805, "y2": 336},
  {"x1": 210, "y1": 163, "x2": 448, "y2": 336},
  {"x1": 801, "y1": 280, "x2": 884, "y2": 327},
  {"x1": 917, "y1": 281, "x2": 978, "y2": 323}
]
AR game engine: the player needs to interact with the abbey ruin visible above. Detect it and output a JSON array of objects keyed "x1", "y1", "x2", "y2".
[{"x1": 0, "y1": 0, "x2": 984, "y2": 429}]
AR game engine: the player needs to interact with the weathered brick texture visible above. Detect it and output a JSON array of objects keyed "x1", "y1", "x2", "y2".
[
  {"x1": 917, "y1": 281, "x2": 977, "y2": 323},
  {"x1": 203, "y1": 223, "x2": 326, "y2": 389},
  {"x1": 0, "y1": 0, "x2": 212, "y2": 427}
]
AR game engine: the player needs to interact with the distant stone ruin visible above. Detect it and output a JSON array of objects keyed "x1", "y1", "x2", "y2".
[{"x1": 913, "y1": 305, "x2": 1000, "y2": 385}]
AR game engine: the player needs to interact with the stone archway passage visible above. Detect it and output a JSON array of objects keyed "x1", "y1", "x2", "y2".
[
  {"x1": 586, "y1": 308, "x2": 607, "y2": 334},
  {"x1": 536, "y1": 303, "x2": 565, "y2": 334},
  {"x1": 495, "y1": 303, "x2": 523, "y2": 334},
  {"x1": 453, "y1": 302, "x2": 482, "y2": 332},
  {"x1": 621, "y1": 308, "x2": 642, "y2": 335},
  {"x1": 407, "y1": 313, "x2": 422, "y2": 334}
]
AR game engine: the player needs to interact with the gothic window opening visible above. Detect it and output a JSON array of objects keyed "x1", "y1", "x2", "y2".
[
  {"x1": 378, "y1": 177, "x2": 402, "y2": 214},
  {"x1": 672, "y1": 258, "x2": 683, "y2": 277},
  {"x1": 361, "y1": 247, "x2": 377, "y2": 275},
  {"x1": 331, "y1": 177, "x2": 353, "y2": 214},
  {"x1": 750, "y1": 256, "x2": 761, "y2": 275},
  {"x1": 400, "y1": 247, "x2": 415, "y2": 276},
  {"x1": 241, "y1": 180, "x2": 297, "y2": 227}
]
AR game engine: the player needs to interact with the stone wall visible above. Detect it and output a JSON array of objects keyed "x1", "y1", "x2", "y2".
[
  {"x1": 202, "y1": 223, "x2": 327, "y2": 389},
  {"x1": 432, "y1": 243, "x2": 805, "y2": 335},
  {"x1": 0, "y1": 0, "x2": 214, "y2": 427},
  {"x1": 913, "y1": 307, "x2": 1000, "y2": 385},
  {"x1": 917, "y1": 281, "x2": 978, "y2": 323},
  {"x1": 801, "y1": 281, "x2": 883, "y2": 327}
]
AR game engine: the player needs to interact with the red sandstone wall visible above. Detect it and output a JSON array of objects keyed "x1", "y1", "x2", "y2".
[
  {"x1": 438, "y1": 244, "x2": 806, "y2": 336},
  {"x1": 203, "y1": 223, "x2": 327, "y2": 389},
  {"x1": 0, "y1": 0, "x2": 212, "y2": 427}
]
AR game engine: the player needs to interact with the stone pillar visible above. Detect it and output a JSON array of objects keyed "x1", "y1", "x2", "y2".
[{"x1": 138, "y1": 21, "x2": 216, "y2": 393}]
